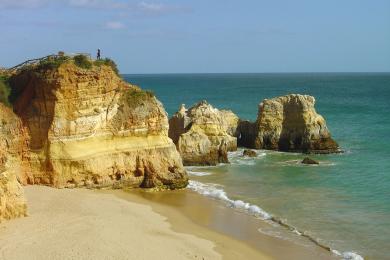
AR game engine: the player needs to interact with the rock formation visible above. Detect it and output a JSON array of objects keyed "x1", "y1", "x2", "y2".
[
  {"x1": 301, "y1": 157, "x2": 319, "y2": 165},
  {"x1": 9, "y1": 62, "x2": 188, "y2": 189},
  {"x1": 238, "y1": 94, "x2": 339, "y2": 154},
  {"x1": 242, "y1": 149, "x2": 257, "y2": 157},
  {"x1": 237, "y1": 120, "x2": 257, "y2": 148},
  {"x1": 169, "y1": 101, "x2": 238, "y2": 165},
  {"x1": 0, "y1": 104, "x2": 28, "y2": 222}
]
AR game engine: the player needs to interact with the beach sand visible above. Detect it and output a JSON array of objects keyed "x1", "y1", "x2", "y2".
[
  {"x1": 114, "y1": 189, "x2": 335, "y2": 260},
  {"x1": 0, "y1": 185, "x2": 334, "y2": 260},
  {"x1": 0, "y1": 186, "x2": 269, "y2": 260}
]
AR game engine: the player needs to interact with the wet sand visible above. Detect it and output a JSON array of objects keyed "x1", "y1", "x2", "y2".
[{"x1": 113, "y1": 188, "x2": 336, "y2": 260}]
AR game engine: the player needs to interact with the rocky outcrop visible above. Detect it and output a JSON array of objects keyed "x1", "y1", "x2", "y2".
[
  {"x1": 242, "y1": 149, "x2": 257, "y2": 157},
  {"x1": 0, "y1": 104, "x2": 28, "y2": 222},
  {"x1": 9, "y1": 62, "x2": 187, "y2": 189},
  {"x1": 255, "y1": 94, "x2": 339, "y2": 153},
  {"x1": 238, "y1": 94, "x2": 339, "y2": 154},
  {"x1": 169, "y1": 101, "x2": 238, "y2": 165},
  {"x1": 220, "y1": 110, "x2": 240, "y2": 137},
  {"x1": 301, "y1": 157, "x2": 319, "y2": 165}
]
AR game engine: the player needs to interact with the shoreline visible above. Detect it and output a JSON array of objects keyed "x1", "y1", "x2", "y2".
[
  {"x1": 112, "y1": 187, "x2": 336, "y2": 260},
  {"x1": 111, "y1": 189, "x2": 271, "y2": 260},
  {"x1": 0, "y1": 185, "x2": 336, "y2": 260}
]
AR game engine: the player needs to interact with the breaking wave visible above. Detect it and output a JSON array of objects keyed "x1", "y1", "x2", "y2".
[
  {"x1": 187, "y1": 179, "x2": 364, "y2": 260},
  {"x1": 187, "y1": 180, "x2": 271, "y2": 220}
]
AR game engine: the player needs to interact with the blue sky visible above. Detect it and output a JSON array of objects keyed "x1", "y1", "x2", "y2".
[{"x1": 0, "y1": 0, "x2": 389, "y2": 73}]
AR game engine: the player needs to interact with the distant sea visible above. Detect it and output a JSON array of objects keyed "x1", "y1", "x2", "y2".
[{"x1": 123, "y1": 73, "x2": 390, "y2": 259}]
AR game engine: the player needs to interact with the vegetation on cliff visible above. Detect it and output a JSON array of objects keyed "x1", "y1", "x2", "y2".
[
  {"x1": 94, "y1": 58, "x2": 119, "y2": 75},
  {"x1": 122, "y1": 88, "x2": 155, "y2": 108},
  {"x1": 73, "y1": 54, "x2": 93, "y2": 69},
  {"x1": 35, "y1": 55, "x2": 69, "y2": 70},
  {"x1": 13, "y1": 54, "x2": 119, "y2": 75},
  {"x1": 4, "y1": 54, "x2": 121, "y2": 107}
]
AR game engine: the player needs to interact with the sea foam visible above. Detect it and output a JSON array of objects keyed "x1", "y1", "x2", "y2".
[
  {"x1": 332, "y1": 250, "x2": 364, "y2": 260},
  {"x1": 187, "y1": 180, "x2": 364, "y2": 260},
  {"x1": 187, "y1": 170, "x2": 212, "y2": 176},
  {"x1": 187, "y1": 180, "x2": 271, "y2": 220}
]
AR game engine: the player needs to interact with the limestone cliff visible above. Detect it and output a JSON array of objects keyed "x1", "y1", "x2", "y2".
[
  {"x1": 169, "y1": 101, "x2": 238, "y2": 166},
  {"x1": 0, "y1": 104, "x2": 28, "y2": 222},
  {"x1": 241, "y1": 94, "x2": 339, "y2": 153},
  {"x1": 9, "y1": 62, "x2": 187, "y2": 189}
]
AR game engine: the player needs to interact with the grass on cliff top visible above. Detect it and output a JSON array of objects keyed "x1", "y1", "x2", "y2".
[
  {"x1": 1, "y1": 55, "x2": 121, "y2": 106},
  {"x1": 122, "y1": 89, "x2": 155, "y2": 108},
  {"x1": 73, "y1": 54, "x2": 92, "y2": 69},
  {"x1": 73, "y1": 55, "x2": 120, "y2": 75},
  {"x1": 36, "y1": 55, "x2": 70, "y2": 70},
  {"x1": 94, "y1": 58, "x2": 119, "y2": 75},
  {"x1": 22, "y1": 55, "x2": 119, "y2": 75},
  {"x1": 0, "y1": 75, "x2": 11, "y2": 106}
]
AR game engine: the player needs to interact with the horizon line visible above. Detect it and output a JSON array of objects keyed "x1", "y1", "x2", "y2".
[{"x1": 121, "y1": 71, "x2": 390, "y2": 75}]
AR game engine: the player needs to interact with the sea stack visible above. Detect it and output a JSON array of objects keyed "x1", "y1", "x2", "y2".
[
  {"x1": 238, "y1": 94, "x2": 340, "y2": 153},
  {"x1": 169, "y1": 101, "x2": 239, "y2": 165},
  {"x1": 0, "y1": 104, "x2": 29, "y2": 222},
  {"x1": 8, "y1": 58, "x2": 188, "y2": 189}
]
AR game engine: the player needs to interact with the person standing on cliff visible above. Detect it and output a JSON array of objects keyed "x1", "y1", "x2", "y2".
[{"x1": 97, "y1": 49, "x2": 101, "y2": 60}]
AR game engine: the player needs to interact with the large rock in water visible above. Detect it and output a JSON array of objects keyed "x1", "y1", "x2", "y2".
[
  {"x1": 9, "y1": 62, "x2": 187, "y2": 189},
  {"x1": 169, "y1": 101, "x2": 238, "y2": 165},
  {"x1": 0, "y1": 104, "x2": 28, "y2": 222},
  {"x1": 251, "y1": 94, "x2": 339, "y2": 153}
]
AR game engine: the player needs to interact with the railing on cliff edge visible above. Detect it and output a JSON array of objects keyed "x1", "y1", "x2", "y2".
[{"x1": 7, "y1": 52, "x2": 92, "y2": 72}]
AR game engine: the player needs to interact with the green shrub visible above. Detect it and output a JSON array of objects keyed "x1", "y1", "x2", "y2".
[
  {"x1": 0, "y1": 77, "x2": 11, "y2": 106},
  {"x1": 123, "y1": 89, "x2": 155, "y2": 108},
  {"x1": 94, "y1": 58, "x2": 119, "y2": 75},
  {"x1": 37, "y1": 55, "x2": 69, "y2": 70},
  {"x1": 73, "y1": 54, "x2": 92, "y2": 69}
]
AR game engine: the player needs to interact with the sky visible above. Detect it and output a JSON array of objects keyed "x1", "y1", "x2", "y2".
[{"x1": 0, "y1": 0, "x2": 389, "y2": 73}]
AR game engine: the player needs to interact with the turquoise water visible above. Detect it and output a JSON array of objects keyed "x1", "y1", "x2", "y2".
[{"x1": 124, "y1": 73, "x2": 390, "y2": 259}]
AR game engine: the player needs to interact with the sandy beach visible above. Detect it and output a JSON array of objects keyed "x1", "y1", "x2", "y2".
[
  {"x1": 0, "y1": 186, "x2": 269, "y2": 260},
  {"x1": 114, "y1": 188, "x2": 335, "y2": 260},
  {"x1": 0, "y1": 185, "x2": 336, "y2": 260}
]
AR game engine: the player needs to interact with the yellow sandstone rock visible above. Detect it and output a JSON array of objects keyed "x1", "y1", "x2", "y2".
[
  {"x1": 237, "y1": 94, "x2": 339, "y2": 153},
  {"x1": 169, "y1": 101, "x2": 238, "y2": 165},
  {"x1": 0, "y1": 104, "x2": 28, "y2": 222},
  {"x1": 9, "y1": 62, "x2": 187, "y2": 189}
]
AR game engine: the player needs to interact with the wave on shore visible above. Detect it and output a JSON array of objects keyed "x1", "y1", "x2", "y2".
[
  {"x1": 187, "y1": 180, "x2": 364, "y2": 260},
  {"x1": 187, "y1": 170, "x2": 212, "y2": 176},
  {"x1": 187, "y1": 180, "x2": 271, "y2": 220}
]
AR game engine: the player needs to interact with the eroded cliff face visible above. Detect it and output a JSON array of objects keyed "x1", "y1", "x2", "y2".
[
  {"x1": 169, "y1": 101, "x2": 238, "y2": 166},
  {"x1": 251, "y1": 94, "x2": 339, "y2": 153},
  {"x1": 10, "y1": 63, "x2": 187, "y2": 189},
  {"x1": 0, "y1": 104, "x2": 28, "y2": 222}
]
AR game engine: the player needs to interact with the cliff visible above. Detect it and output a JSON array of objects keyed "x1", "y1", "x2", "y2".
[
  {"x1": 169, "y1": 101, "x2": 238, "y2": 165},
  {"x1": 0, "y1": 104, "x2": 28, "y2": 222},
  {"x1": 9, "y1": 60, "x2": 188, "y2": 189},
  {"x1": 238, "y1": 94, "x2": 339, "y2": 153}
]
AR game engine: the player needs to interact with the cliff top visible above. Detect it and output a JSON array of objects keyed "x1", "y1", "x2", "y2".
[
  {"x1": 13, "y1": 54, "x2": 119, "y2": 75},
  {"x1": 0, "y1": 55, "x2": 127, "y2": 107}
]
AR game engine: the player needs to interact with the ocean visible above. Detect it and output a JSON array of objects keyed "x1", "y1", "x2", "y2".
[{"x1": 123, "y1": 73, "x2": 390, "y2": 259}]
